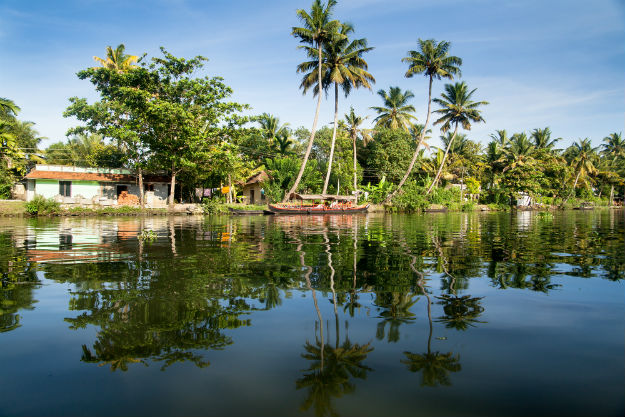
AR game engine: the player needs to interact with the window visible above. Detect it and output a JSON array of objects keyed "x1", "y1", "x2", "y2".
[
  {"x1": 59, "y1": 181, "x2": 71, "y2": 197},
  {"x1": 144, "y1": 183, "x2": 154, "y2": 192}
]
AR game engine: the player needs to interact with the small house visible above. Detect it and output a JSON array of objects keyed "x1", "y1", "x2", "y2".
[
  {"x1": 18, "y1": 165, "x2": 171, "y2": 207},
  {"x1": 240, "y1": 171, "x2": 269, "y2": 204}
]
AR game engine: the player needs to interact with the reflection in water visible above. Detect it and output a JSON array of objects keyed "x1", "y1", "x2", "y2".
[
  {"x1": 0, "y1": 211, "x2": 623, "y2": 416},
  {"x1": 296, "y1": 236, "x2": 373, "y2": 417}
]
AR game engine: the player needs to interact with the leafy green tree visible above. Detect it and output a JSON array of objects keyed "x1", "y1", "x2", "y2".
[
  {"x1": 561, "y1": 138, "x2": 599, "y2": 205},
  {"x1": 427, "y1": 82, "x2": 488, "y2": 194},
  {"x1": 343, "y1": 107, "x2": 372, "y2": 193},
  {"x1": 365, "y1": 128, "x2": 414, "y2": 184},
  {"x1": 388, "y1": 39, "x2": 462, "y2": 201},
  {"x1": 286, "y1": 0, "x2": 343, "y2": 202},
  {"x1": 370, "y1": 86, "x2": 417, "y2": 132}
]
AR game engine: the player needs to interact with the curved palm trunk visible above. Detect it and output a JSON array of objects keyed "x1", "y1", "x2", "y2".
[
  {"x1": 138, "y1": 167, "x2": 144, "y2": 208},
  {"x1": 322, "y1": 83, "x2": 340, "y2": 194},
  {"x1": 385, "y1": 76, "x2": 433, "y2": 203},
  {"x1": 426, "y1": 122, "x2": 458, "y2": 195},
  {"x1": 283, "y1": 43, "x2": 324, "y2": 202},
  {"x1": 560, "y1": 169, "x2": 582, "y2": 207}
]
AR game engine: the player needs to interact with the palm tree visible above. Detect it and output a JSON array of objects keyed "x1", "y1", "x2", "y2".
[
  {"x1": 370, "y1": 86, "x2": 417, "y2": 131},
  {"x1": 601, "y1": 132, "x2": 625, "y2": 204},
  {"x1": 258, "y1": 113, "x2": 290, "y2": 143},
  {"x1": 285, "y1": 0, "x2": 343, "y2": 202},
  {"x1": 297, "y1": 22, "x2": 375, "y2": 194},
  {"x1": 426, "y1": 82, "x2": 488, "y2": 194},
  {"x1": 531, "y1": 127, "x2": 560, "y2": 151},
  {"x1": 502, "y1": 133, "x2": 537, "y2": 172},
  {"x1": 561, "y1": 138, "x2": 599, "y2": 205},
  {"x1": 343, "y1": 107, "x2": 373, "y2": 195},
  {"x1": 0, "y1": 98, "x2": 20, "y2": 119},
  {"x1": 273, "y1": 131, "x2": 294, "y2": 156},
  {"x1": 93, "y1": 44, "x2": 139, "y2": 72},
  {"x1": 386, "y1": 39, "x2": 462, "y2": 202}
]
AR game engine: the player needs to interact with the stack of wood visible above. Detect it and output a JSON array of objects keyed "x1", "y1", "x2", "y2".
[{"x1": 117, "y1": 191, "x2": 139, "y2": 206}]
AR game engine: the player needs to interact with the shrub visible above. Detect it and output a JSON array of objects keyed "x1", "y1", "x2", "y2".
[
  {"x1": 202, "y1": 199, "x2": 228, "y2": 215},
  {"x1": 25, "y1": 195, "x2": 60, "y2": 215}
]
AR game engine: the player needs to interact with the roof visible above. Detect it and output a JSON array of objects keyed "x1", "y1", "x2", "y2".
[
  {"x1": 25, "y1": 170, "x2": 169, "y2": 183},
  {"x1": 288, "y1": 193, "x2": 356, "y2": 202},
  {"x1": 245, "y1": 171, "x2": 269, "y2": 185}
]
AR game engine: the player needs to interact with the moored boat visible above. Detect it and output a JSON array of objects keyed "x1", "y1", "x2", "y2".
[{"x1": 266, "y1": 193, "x2": 369, "y2": 215}]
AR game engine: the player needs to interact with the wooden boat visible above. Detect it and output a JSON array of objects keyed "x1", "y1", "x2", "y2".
[{"x1": 266, "y1": 193, "x2": 369, "y2": 215}]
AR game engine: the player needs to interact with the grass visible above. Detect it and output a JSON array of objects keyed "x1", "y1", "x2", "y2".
[{"x1": 0, "y1": 200, "x2": 26, "y2": 216}]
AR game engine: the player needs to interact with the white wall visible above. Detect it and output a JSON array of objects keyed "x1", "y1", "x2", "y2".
[
  {"x1": 72, "y1": 181, "x2": 100, "y2": 199},
  {"x1": 35, "y1": 180, "x2": 59, "y2": 198}
]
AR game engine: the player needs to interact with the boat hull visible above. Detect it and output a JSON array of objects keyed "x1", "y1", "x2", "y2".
[{"x1": 266, "y1": 204, "x2": 369, "y2": 215}]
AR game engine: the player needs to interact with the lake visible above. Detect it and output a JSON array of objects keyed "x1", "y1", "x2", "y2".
[{"x1": 1, "y1": 211, "x2": 623, "y2": 416}]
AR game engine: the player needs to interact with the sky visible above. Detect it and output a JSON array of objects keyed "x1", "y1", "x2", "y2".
[{"x1": 1, "y1": 0, "x2": 624, "y2": 151}]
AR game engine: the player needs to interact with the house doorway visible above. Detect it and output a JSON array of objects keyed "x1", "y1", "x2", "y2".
[{"x1": 250, "y1": 189, "x2": 255, "y2": 204}]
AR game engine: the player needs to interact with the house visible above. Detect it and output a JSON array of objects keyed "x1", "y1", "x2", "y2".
[
  {"x1": 240, "y1": 171, "x2": 269, "y2": 204},
  {"x1": 17, "y1": 165, "x2": 171, "y2": 207}
]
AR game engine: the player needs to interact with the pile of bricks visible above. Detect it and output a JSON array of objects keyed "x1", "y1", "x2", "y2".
[{"x1": 117, "y1": 191, "x2": 140, "y2": 206}]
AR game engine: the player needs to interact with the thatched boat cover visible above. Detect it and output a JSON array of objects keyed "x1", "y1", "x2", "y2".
[{"x1": 288, "y1": 193, "x2": 356, "y2": 202}]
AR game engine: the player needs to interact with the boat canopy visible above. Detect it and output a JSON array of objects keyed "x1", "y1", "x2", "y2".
[{"x1": 288, "y1": 193, "x2": 356, "y2": 202}]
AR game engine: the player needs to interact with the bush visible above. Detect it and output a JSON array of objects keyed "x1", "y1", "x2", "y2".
[
  {"x1": 25, "y1": 195, "x2": 60, "y2": 215},
  {"x1": 202, "y1": 199, "x2": 228, "y2": 215}
]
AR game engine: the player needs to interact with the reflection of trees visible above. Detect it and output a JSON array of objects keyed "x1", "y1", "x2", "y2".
[
  {"x1": 296, "y1": 238, "x2": 373, "y2": 417},
  {"x1": 436, "y1": 294, "x2": 484, "y2": 331},
  {"x1": 0, "y1": 232, "x2": 39, "y2": 333},
  {"x1": 373, "y1": 291, "x2": 417, "y2": 342},
  {"x1": 400, "y1": 238, "x2": 462, "y2": 387}
]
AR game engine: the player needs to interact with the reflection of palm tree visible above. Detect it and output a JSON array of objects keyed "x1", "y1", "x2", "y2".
[
  {"x1": 374, "y1": 291, "x2": 417, "y2": 342},
  {"x1": 435, "y1": 294, "x2": 484, "y2": 331},
  {"x1": 399, "y1": 238, "x2": 462, "y2": 387},
  {"x1": 295, "y1": 236, "x2": 373, "y2": 417}
]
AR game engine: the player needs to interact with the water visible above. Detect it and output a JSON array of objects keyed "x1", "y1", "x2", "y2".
[{"x1": 1, "y1": 211, "x2": 623, "y2": 416}]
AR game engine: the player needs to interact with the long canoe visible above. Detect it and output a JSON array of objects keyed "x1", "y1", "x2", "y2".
[{"x1": 265, "y1": 203, "x2": 369, "y2": 215}]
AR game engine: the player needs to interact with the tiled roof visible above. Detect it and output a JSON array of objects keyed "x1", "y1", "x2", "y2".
[
  {"x1": 25, "y1": 170, "x2": 170, "y2": 183},
  {"x1": 245, "y1": 171, "x2": 269, "y2": 185}
]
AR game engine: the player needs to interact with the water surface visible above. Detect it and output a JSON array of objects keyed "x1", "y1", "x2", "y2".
[{"x1": 1, "y1": 211, "x2": 623, "y2": 416}]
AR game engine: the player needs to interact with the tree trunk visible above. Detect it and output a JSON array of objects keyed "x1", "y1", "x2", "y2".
[
  {"x1": 560, "y1": 169, "x2": 581, "y2": 207},
  {"x1": 609, "y1": 184, "x2": 614, "y2": 206},
  {"x1": 322, "y1": 82, "x2": 340, "y2": 194},
  {"x1": 138, "y1": 166, "x2": 144, "y2": 208},
  {"x1": 385, "y1": 76, "x2": 433, "y2": 203},
  {"x1": 353, "y1": 133, "x2": 357, "y2": 202},
  {"x1": 283, "y1": 41, "x2": 324, "y2": 203},
  {"x1": 168, "y1": 163, "x2": 176, "y2": 206},
  {"x1": 426, "y1": 122, "x2": 459, "y2": 195},
  {"x1": 228, "y1": 174, "x2": 233, "y2": 204}
]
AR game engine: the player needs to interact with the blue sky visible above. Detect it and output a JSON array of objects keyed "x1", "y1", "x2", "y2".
[{"x1": 1, "y1": 0, "x2": 624, "y2": 150}]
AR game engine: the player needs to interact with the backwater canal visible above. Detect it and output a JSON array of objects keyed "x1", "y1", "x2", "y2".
[{"x1": 1, "y1": 211, "x2": 624, "y2": 416}]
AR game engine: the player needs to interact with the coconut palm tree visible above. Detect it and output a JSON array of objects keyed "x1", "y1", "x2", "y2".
[
  {"x1": 258, "y1": 113, "x2": 290, "y2": 143},
  {"x1": 386, "y1": 39, "x2": 462, "y2": 202},
  {"x1": 426, "y1": 82, "x2": 488, "y2": 194},
  {"x1": 343, "y1": 107, "x2": 373, "y2": 194},
  {"x1": 370, "y1": 86, "x2": 417, "y2": 132},
  {"x1": 273, "y1": 131, "x2": 294, "y2": 156},
  {"x1": 531, "y1": 127, "x2": 560, "y2": 151},
  {"x1": 296, "y1": 22, "x2": 374, "y2": 194},
  {"x1": 0, "y1": 98, "x2": 20, "y2": 119},
  {"x1": 602, "y1": 132, "x2": 625, "y2": 163},
  {"x1": 285, "y1": 0, "x2": 343, "y2": 202},
  {"x1": 502, "y1": 133, "x2": 537, "y2": 172},
  {"x1": 93, "y1": 44, "x2": 139, "y2": 72},
  {"x1": 561, "y1": 138, "x2": 599, "y2": 205}
]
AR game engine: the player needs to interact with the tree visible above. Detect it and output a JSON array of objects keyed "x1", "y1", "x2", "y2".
[
  {"x1": 285, "y1": 0, "x2": 343, "y2": 202},
  {"x1": 299, "y1": 22, "x2": 375, "y2": 194},
  {"x1": 561, "y1": 138, "x2": 599, "y2": 205},
  {"x1": 93, "y1": 44, "x2": 139, "y2": 72},
  {"x1": 370, "y1": 86, "x2": 417, "y2": 132},
  {"x1": 343, "y1": 107, "x2": 372, "y2": 193},
  {"x1": 531, "y1": 127, "x2": 560, "y2": 152},
  {"x1": 0, "y1": 97, "x2": 21, "y2": 119},
  {"x1": 66, "y1": 48, "x2": 248, "y2": 206},
  {"x1": 426, "y1": 82, "x2": 488, "y2": 194},
  {"x1": 387, "y1": 39, "x2": 462, "y2": 202},
  {"x1": 257, "y1": 113, "x2": 290, "y2": 144}
]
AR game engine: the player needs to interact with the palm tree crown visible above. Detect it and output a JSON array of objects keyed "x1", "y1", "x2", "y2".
[
  {"x1": 433, "y1": 82, "x2": 488, "y2": 132},
  {"x1": 292, "y1": 0, "x2": 343, "y2": 52},
  {"x1": 403, "y1": 39, "x2": 462, "y2": 81},
  {"x1": 93, "y1": 44, "x2": 138, "y2": 72},
  {"x1": 371, "y1": 87, "x2": 417, "y2": 132},
  {"x1": 602, "y1": 132, "x2": 624, "y2": 162},
  {"x1": 531, "y1": 127, "x2": 560, "y2": 151}
]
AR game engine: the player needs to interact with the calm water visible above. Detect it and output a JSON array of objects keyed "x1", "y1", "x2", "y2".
[{"x1": 1, "y1": 211, "x2": 623, "y2": 416}]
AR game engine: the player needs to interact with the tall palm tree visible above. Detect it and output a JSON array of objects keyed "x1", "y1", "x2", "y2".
[
  {"x1": 370, "y1": 86, "x2": 417, "y2": 132},
  {"x1": 93, "y1": 44, "x2": 139, "y2": 72},
  {"x1": 285, "y1": 0, "x2": 343, "y2": 202},
  {"x1": 386, "y1": 39, "x2": 462, "y2": 202},
  {"x1": 273, "y1": 131, "x2": 294, "y2": 156},
  {"x1": 426, "y1": 82, "x2": 488, "y2": 194},
  {"x1": 602, "y1": 132, "x2": 625, "y2": 163},
  {"x1": 561, "y1": 138, "x2": 599, "y2": 205},
  {"x1": 502, "y1": 132, "x2": 537, "y2": 172},
  {"x1": 297, "y1": 22, "x2": 375, "y2": 194},
  {"x1": 343, "y1": 107, "x2": 372, "y2": 194}
]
